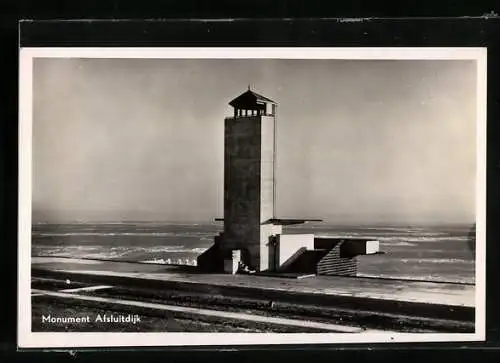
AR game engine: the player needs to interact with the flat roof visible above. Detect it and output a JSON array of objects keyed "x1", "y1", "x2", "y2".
[
  {"x1": 215, "y1": 218, "x2": 323, "y2": 225},
  {"x1": 265, "y1": 218, "x2": 323, "y2": 225}
]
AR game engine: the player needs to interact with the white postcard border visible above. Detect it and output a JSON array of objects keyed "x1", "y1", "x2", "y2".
[{"x1": 18, "y1": 47, "x2": 487, "y2": 348}]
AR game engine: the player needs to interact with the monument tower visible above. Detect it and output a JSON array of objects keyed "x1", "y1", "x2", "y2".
[
  {"x1": 198, "y1": 88, "x2": 282, "y2": 272},
  {"x1": 197, "y1": 88, "x2": 380, "y2": 275},
  {"x1": 223, "y1": 88, "x2": 281, "y2": 270}
]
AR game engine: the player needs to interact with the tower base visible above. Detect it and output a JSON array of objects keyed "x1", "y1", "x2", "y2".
[{"x1": 197, "y1": 235, "x2": 379, "y2": 277}]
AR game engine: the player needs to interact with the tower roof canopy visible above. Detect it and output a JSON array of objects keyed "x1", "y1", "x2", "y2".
[{"x1": 229, "y1": 90, "x2": 277, "y2": 109}]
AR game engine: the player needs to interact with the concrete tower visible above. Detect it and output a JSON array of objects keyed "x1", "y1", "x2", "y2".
[
  {"x1": 197, "y1": 88, "x2": 379, "y2": 275},
  {"x1": 223, "y1": 89, "x2": 281, "y2": 271},
  {"x1": 198, "y1": 88, "x2": 282, "y2": 272}
]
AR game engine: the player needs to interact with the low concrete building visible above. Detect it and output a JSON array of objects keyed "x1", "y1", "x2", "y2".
[{"x1": 280, "y1": 237, "x2": 380, "y2": 276}]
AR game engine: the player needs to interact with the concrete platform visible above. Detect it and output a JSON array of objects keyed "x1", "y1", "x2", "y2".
[{"x1": 32, "y1": 257, "x2": 474, "y2": 308}]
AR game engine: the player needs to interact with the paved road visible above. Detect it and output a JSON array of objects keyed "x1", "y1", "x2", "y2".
[
  {"x1": 32, "y1": 256, "x2": 475, "y2": 307},
  {"x1": 33, "y1": 287, "x2": 386, "y2": 333}
]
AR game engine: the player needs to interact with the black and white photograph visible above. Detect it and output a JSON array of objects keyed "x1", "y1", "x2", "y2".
[{"x1": 18, "y1": 48, "x2": 486, "y2": 348}]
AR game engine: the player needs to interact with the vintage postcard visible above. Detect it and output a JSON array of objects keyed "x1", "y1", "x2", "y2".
[{"x1": 18, "y1": 47, "x2": 486, "y2": 348}]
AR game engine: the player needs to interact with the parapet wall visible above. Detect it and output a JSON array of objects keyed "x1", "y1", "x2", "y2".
[
  {"x1": 314, "y1": 237, "x2": 380, "y2": 276},
  {"x1": 316, "y1": 243, "x2": 358, "y2": 276}
]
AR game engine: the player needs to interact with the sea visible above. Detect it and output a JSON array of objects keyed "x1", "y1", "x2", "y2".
[{"x1": 31, "y1": 222, "x2": 476, "y2": 284}]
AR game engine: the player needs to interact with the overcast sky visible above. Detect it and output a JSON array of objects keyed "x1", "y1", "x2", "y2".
[{"x1": 32, "y1": 58, "x2": 477, "y2": 224}]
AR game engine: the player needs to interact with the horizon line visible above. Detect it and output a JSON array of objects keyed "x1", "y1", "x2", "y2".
[{"x1": 31, "y1": 219, "x2": 476, "y2": 227}]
